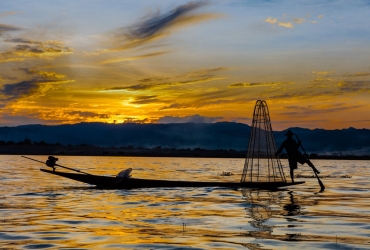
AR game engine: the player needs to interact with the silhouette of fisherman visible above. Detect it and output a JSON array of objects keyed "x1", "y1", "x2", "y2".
[{"x1": 275, "y1": 130, "x2": 319, "y2": 183}]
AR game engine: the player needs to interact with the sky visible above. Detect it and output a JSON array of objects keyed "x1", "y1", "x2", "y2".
[{"x1": 0, "y1": 0, "x2": 369, "y2": 130}]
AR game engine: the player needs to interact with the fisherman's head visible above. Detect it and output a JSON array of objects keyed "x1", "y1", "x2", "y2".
[{"x1": 284, "y1": 130, "x2": 294, "y2": 138}]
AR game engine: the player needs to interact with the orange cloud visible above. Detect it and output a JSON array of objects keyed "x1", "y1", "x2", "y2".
[
  {"x1": 338, "y1": 81, "x2": 370, "y2": 93},
  {"x1": 264, "y1": 17, "x2": 278, "y2": 24},
  {"x1": 343, "y1": 72, "x2": 370, "y2": 77},
  {"x1": 0, "y1": 39, "x2": 72, "y2": 62},
  {"x1": 278, "y1": 22, "x2": 293, "y2": 28},
  {"x1": 312, "y1": 71, "x2": 335, "y2": 75},
  {"x1": 293, "y1": 18, "x2": 305, "y2": 24},
  {"x1": 229, "y1": 82, "x2": 293, "y2": 87}
]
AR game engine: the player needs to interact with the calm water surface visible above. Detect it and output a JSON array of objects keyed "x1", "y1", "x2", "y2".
[{"x1": 1, "y1": 155, "x2": 369, "y2": 249}]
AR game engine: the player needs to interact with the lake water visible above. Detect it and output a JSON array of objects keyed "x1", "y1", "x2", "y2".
[{"x1": 1, "y1": 155, "x2": 369, "y2": 249}]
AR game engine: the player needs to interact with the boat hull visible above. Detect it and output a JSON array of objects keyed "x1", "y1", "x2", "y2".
[{"x1": 40, "y1": 168, "x2": 304, "y2": 189}]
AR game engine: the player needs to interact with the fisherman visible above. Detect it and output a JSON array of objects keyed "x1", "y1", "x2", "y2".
[{"x1": 275, "y1": 130, "x2": 319, "y2": 183}]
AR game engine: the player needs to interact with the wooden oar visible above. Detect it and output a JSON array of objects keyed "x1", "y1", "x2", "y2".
[
  {"x1": 295, "y1": 136, "x2": 325, "y2": 192},
  {"x1": 21, "y1": 155, "x2": 92, "y2": 175}
]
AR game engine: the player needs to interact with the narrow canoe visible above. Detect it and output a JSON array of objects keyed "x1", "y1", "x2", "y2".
[{"x1": 40, "y1": 168, "x2": 304, "y2": 189}]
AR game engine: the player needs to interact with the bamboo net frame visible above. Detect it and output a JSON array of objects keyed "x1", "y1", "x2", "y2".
[{"x1": 240, "y1": 100, "x2": 286, "y2": 183}]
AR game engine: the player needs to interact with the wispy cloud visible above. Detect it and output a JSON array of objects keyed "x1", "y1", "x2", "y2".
[
  {"x1": 0, "y1": 67, "x2": 74, "y2": 106},
  {"x1": 268, "y1": 78, "x2": 370, "y2": 101},
  {"x1": 138, "y1": 76, "x2": 171, "y2": 82},
  {"x1": 268, "y1": 91, "x2": 309, "y2": 100},
  {"x1": 136, "y1": 67, "x2": 227, "y2": 83},
  {"x1": 104, "y1": 67, "x2": 227, "y2": 92},
  {"x1": 264, "y1": 14, "x2": 320, "y2": 29},
  {"x1": 159, "y1": 102, "x2": 189, "y2": 110},
  {"x1": 66, "y1": 111, "x2": 110, "y2": 119},
  {"x1": 0, "y1": 11, "x2": 17, "y2": 18},
  {"x1": 19, "y1": 68, "x2": 67, "y2": 79},
  {"x1": 4, "y1": 38, "x2": 42, "y2": 44},
  {"x1": 105, "y1": 84, "x2": 153, "y2": 91},
  {"x1": 264, "y1": 16, "x2": 293, "y2": 28},
  {"x1": 310, "y1": 77, "x2": 334, "y2": 85},
  {"x1": 0, "y1": 78, "x2": 74, "y2": 101},
  {"x1": 343, "y1": 72, "x2": 370, "y2": 77},
  {"x1": 338, "y1": 81, "x2": 370, "y2": 92},
  {"x1": 159, "y1": 95, "x2": 255, "y2": 110},
  {"x1": 130, "y1": 95, "x2": 160, "y2": 104},
  {"x1": 175, "y1": 77, "x2": 225, "y2": 85},
  {"x1": 6, "y1": 109, "x2": 113, "y2": 125},
  {"x1": 0, "y1": 23, "x2": 21, "y2": 35},
  {"x1": 0, "y1": 40, "x2": 73, "y2": 62},
  {"x1": 127, "y1": 1, "x2": 208, "y2": 39},
  {"x1": 1, "y1": 79, "x2": 40, "y2": 99},
  {"x1": 104, "y1": 76, "x2": 223, "y2": 92},
  {"x1": 100, "y1": 51, "x2": 168, "y2": 64},
  {"x1": 281, "y1": 103, "x2": 365, "y2": 117},
  {"x1": 180, "y1": 67, "x2": 228, "y2": 78},
  {"x1": 264, "y1": 17, "x2": 277, "y2": 24},
  {"x1": 229, "y1": 82, "x2": 293, "y2": 87},
  {"x1": 293, "y1": 18, "x2": 305, "y2": 24},
  {"x1": 110, "y1": 0, "x2": 219, "y2": 51},
  {"x1": 0, "y1": 75, "x2": 16, "y2": 81},
  {"x1": 157, "y1": 114, "x2": 222, "y2": 123},
  {"x1": 312, "y1": 71, "x2": 335, "y2": 75}
]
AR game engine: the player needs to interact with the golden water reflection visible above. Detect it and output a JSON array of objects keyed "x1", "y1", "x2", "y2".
[{"x1": 1, "y1": 156, "x2": 370, "y2": 249}]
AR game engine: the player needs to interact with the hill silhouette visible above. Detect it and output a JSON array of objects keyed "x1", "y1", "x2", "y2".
[{"x1": 0, "y1": 122, "x2": 369, "y2": 155}]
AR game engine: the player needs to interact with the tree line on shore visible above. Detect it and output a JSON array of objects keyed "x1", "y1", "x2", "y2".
[{"x1": 0, "y1": 138, "x2": 369, "y2": 160}]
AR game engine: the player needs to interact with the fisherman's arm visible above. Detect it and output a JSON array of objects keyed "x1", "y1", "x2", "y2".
[{"x1": 275, "y1": 141, "x2": 286, "y2": 156}]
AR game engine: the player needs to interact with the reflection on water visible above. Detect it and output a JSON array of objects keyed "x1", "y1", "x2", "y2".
[
  {"x1": 242, "y1": 189, "x2": 277, "y2": 233},
  {"x1": 1, "y1": 155, "x2": 370, "y2": 249}
]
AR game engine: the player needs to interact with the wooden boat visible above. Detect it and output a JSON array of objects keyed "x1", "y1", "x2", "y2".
[{"x1": 40, "y1": 168, "x2": 304, "y2": 190}]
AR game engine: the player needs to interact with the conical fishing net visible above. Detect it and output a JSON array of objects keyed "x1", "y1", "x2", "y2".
[{"x1": 241, "y1": 100, "x2": 286, "y2": 183}]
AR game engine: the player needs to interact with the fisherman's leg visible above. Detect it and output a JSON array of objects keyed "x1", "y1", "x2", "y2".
[
  {"x1": 290, "y1": 168, "x2": 294, "y2": 183},
  {"x1": 288, "y1": 160, "x2": 297, "y2": 183}
]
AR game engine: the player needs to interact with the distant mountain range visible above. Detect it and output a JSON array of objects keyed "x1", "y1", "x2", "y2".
[{"x1": 0, "y1": 122, "x2": 369, "y2": 154}]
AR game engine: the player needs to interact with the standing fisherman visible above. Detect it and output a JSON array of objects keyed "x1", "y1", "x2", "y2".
[{"x1": 275, "y1": 130, "x2": 319, "y2": 183}]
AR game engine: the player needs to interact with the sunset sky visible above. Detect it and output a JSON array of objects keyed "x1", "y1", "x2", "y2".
[{"x1": 0, "y1": 0, "x2": 369, "y2": 130}]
